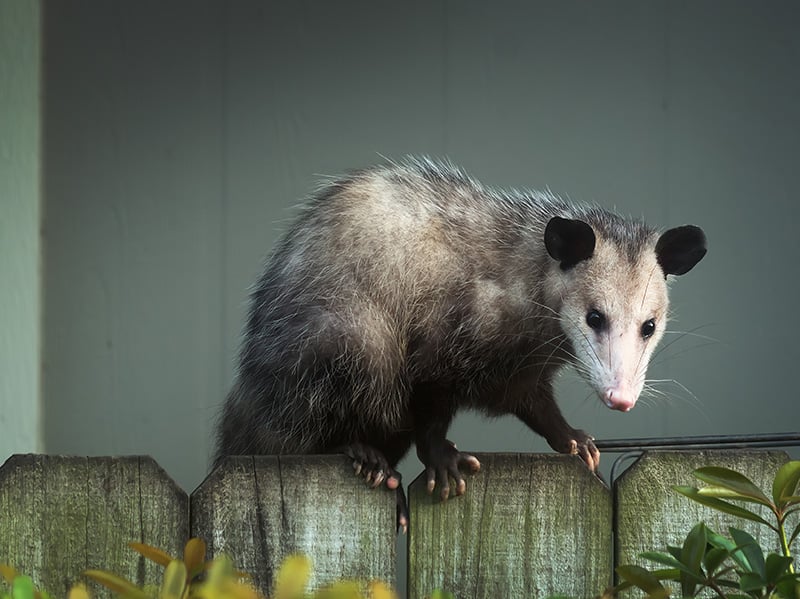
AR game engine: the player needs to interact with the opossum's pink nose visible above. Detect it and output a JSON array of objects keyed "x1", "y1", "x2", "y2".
[{"x1": 603, "y1": 388, "x2": 636, "y2": 412}]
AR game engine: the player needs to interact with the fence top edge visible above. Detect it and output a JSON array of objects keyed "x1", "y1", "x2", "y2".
[
  {"x1": 613, "y1": 448, "x2": 791, "y2": 488},
  {"x1": 0, "y1": 454, "x2": 188, "y2": 496}
]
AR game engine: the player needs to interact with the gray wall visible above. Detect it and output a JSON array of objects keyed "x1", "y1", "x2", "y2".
[
  {"x1": 41, "y1": 1, "x2": 799, "y2": 493},
  {"x1": 1, "y1": 0, "x2": 42, "y2": 457}
]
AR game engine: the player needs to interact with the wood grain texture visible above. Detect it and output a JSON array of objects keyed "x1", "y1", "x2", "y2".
[
  {"x1": 190, "y1": 455, "x2": 396, "y2": 595},
  {"x1": 615, "y1": 450, "x2": 790, "y2": 574},
  {"x1": 407, "y1": 453, "x2": 612, "y2": 599},
  {"x1": 0, "y1": 455, "x2": 188, "y2": 598}
]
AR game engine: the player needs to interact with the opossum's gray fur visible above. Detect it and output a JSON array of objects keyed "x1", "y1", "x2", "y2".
[{"x1": 214, "y1": 157, "x2": 657, "y2": 466}]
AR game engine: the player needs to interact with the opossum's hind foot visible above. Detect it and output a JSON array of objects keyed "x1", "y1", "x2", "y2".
[
  {"x1": 422, "y1": 439, "x2": 481, "y2": 502},
  {"x1": 345, "y1": 442, "x2": 402, "y2": 489}
]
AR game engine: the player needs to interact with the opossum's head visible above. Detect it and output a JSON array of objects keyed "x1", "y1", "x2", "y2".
[{"x1": 544, "y1": 216, "x2": 706, "y2": 412}]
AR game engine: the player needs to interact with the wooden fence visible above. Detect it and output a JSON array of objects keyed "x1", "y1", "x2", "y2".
[{"x1": 0, "y1": 451, "x2": 791, "y2": 599}]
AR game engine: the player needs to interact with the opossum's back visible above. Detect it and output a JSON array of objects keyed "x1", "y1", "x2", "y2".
[{"x1": 267, "y1": 165, "x2": 512, "y2": 305}]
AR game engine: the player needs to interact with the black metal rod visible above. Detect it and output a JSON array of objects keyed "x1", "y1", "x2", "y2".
[{"x1": 595, "y1": 432, "x2": 800, "y2": 452}]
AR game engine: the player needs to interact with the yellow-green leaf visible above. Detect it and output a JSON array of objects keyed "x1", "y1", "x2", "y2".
[
  {"x1": 772, "y1": 461, "x2": 800, "y2": 508},
  {"x1": 674, "y1": 486, "x2": 773, "y2": 527},
  {"x1": 615, "y1": 565, "x2": 665, "y2": 594},
  {"x1": 314, "y1": 581, "x2": 361, "y2": 599},
  {"x1": 128, "y1": 543, "x2": 174, "y2": 568},
  {"x1": 83, "y1": 570, "x2": 149, "y2": 599},
  {"x1": 367, "y1": 581, "x2": 397, "y2": 599},
  {"x1": 12, "y1": 576, "x2": 35, "y2": 599},
  {"x1": 183, "y1": 539, "x2": 206, "y2": 581},
  {"x1": 67, "y1": 584, "x2": 91, "y2": 599},
  {"x1": 197, "y1": 558, "x2": 262, "y2": 599},
  {"x1": 0, "y1": 566, "x2": 18, "y2": 585},
  {"x1": 693, "y1": 467, "x2": 771, "y2": 506},
  {"x1": 205, "y1": 556, "x2": 234, "y2": 588},
  {"x1": 698, "y1": 486, "x2": 779, "y2": 506},
  {"x1": 273, "y1": 555, "x2": 311, "y2": 599},
  {"x1": 161, "y1": 561, "x2": 187, "y2": 599}
]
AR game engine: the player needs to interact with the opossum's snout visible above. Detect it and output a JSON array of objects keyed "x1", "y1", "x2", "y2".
[{"x1": 602, "y1": 384, "x2": 638, "y2": 412}]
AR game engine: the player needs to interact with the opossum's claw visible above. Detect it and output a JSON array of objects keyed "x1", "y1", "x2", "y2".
[{"x1": 422, "y1": 440, "x2": 481, "y2": 501}]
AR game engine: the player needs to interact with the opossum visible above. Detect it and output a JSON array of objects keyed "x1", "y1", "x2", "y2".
[{"x1": 214, "y1": 157, "x2": 706, "y2": 528}]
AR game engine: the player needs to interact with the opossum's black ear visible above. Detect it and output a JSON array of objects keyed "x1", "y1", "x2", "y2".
[
  {"x1": 545, "y1": 217, "x2": 596, "y2": 270},
  {"x1": 656, "y1": 225, "x2": 707, "y2": 276}
]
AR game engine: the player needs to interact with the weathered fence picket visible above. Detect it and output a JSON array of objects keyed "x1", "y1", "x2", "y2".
[
  {"x1": 0, "y1": 455, "x2": 188, "y2": 598},
  {"x1": 614, "y1": 450, "x2": 790, "y2": 570},
  {"x1": 191, "y1": 455, "x2": 396, "y2": 595},
  {"x1": 408, "y1": 453, "x2": 612, "y2": 599},
  {"x1": 0, "y1": 450, "x2": 796, "y2": 599}
]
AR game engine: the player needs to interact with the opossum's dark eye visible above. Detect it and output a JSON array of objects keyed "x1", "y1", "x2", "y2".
[
  {"x1": 641, "y1": 319, "x2": 656, "y2": 339},
  {"x1": 586, "y1": 310, "x2": 606, "y2": 331}
]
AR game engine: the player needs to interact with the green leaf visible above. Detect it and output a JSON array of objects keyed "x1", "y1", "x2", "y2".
[
  {"x1": 615, "y1": 565, "x2": 666, "y2": 593},
  {"x1": 739, "y1": 572, "x2": 766, "y2": 593},
  {"x1": 765, "y1": 553, "x2": 794, "y2": 584},
  {"x1": 789, "y1": 520, "x2": 800, "y2": 546},
  {"x1": 666, "y1": 545, "x2": 682, "y2": 561},
  {"x1": 680, "y1": 523, "x2": 707, "y2": 597},
  {"x1": 703, "y1": 547, "x2": 730, "y2": 574},
  {"x1": 640, "y1": 553, "x2": 705, "y2": 588},
  {"x1": 706, "y1": 529, "x2": 734, "y2": 550},
  {"x1": 773, "y1": 462, "x2": 800, "y2": 507},
  {"x1": 730, "y1": 527, "x2": 766, "y2": 577},
  {"x1": 12, "y1": 577, "x2": 35, "y2": 599},
  {"x1": 674, "y1": 486, "x2": 773, "y2": 526},
  {"x1": 682, "y1": 523, "x2": 708, "y2": 571},
  {"x1": 640, "y1": 551, "x2": 685, "y2": 573},
  {"x1": 427, "y1": 591, "x2": 455, "y2": 599},
  {"x1": 693, "y1": 467, "x2": 773, "y2": 506},
  {"x1": 774, "y1": 574, "x2": 800, "y2": 599}
]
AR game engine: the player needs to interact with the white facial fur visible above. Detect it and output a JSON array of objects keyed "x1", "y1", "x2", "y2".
[{"x1": 553, "y1": 238, "x2": 669, "y2": 412}]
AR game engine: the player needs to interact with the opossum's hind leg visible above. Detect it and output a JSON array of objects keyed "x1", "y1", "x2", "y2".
[
  {"x1": 411, "y1": 383, "x2": 481, "y2": 501},
  {"x1": 422, "y1": 439, "x2": 482, "y2": 501}
]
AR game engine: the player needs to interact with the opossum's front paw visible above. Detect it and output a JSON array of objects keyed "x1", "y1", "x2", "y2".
[
  {"x1": 421, "y1": 440, "x2": 481, "y2": 501},
  {"x1": 344, "y1": 442, "x2": 402, "y2": 490},
  {"x1": 553, "y1": 429, "x2": 600, "y2": 472}
]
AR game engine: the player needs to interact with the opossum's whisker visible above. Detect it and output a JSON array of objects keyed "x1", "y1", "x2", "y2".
[
  {"x1": 650, "y1": 341, "x2": 720, "y2": 367},
  {"x1": 644, "y1": 377, "x2": 705, "y2": 409},
  {"x1": 652, "y1": 324, "x2": 720, "y2": 361},
  {"x1": 662, "y1": 327, "x2": 720, "y2": 342}
]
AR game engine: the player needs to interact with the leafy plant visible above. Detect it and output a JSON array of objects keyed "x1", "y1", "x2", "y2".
[
  {"x1": 616, "y1": 460, "x2": 800, "y2": 598},
  {"x1": 86, "y1": 541, "x2": 396, "y2": 599},
  {"x1": 2, "y1": 539, "x2": 397, "y2": 599},
  {"x1": 0, "y1": 566, "x2": 53, "y2": 599}
]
